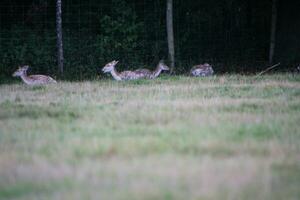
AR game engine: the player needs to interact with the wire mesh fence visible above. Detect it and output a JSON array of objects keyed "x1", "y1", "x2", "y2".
[{"x1": 0, "y1": 0, "x2": 299, "y2": 80}]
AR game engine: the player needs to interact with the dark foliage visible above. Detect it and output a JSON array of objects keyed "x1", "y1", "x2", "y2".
[{"x1": 0, "y1": 0, "x2": 299, "y2": 81}]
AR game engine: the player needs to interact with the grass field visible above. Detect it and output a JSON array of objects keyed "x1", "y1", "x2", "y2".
[{"x1": 0, "y1": 74, "x2": 300, "y2": 200}]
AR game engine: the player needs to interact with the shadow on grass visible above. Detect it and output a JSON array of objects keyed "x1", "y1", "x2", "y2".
[{"x1": 0, "y1": 101, "x2": 80, "y2": 121}]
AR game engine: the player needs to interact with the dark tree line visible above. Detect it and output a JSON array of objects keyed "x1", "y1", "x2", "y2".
[{"x1": 0, "y1": 0, "x2": 299, "y2": 80}]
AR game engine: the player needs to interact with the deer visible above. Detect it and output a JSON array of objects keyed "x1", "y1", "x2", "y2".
[
  {"x1": 134, "y1": 60, "x2": 169, "y2": 79},
  {"x1": 12, "y1": 65, "x2": 57, "y2": 85},
  {"x1": 190, "y1": 63, "x2": 214, "y2": 77},
  {"x1": 102, "y1": 60, "x2": 146, "y2": 80}
]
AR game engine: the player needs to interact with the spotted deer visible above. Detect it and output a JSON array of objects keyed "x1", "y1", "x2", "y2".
[
  {"x1": 190, "y1": 63, "x2": 214, "y2": 77},
  {"x1": 102, "y1": 60, "x2": 146, "y2": 80},
  {"x1": 12, "y1": 65, "x2": 57, "y2": 85},
  {"x1": 135, "y1": 60, "x2": 169, "y2": 79}
]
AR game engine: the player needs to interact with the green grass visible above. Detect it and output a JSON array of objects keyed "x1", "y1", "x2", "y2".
[{"x1": 0, "y1": 74, "x2": 299, "y2": 200}]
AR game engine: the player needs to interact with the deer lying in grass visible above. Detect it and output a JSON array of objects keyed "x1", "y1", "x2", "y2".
[
  {"x1": 102, "y1": 60, "x2": 145, "y2": 80},
  {"x1": 190, "y1": 63, "x2": 214, "y2": 77},
  {"x1": 102, "y1": 60, "x2": 169, "y2": 80},
  {"x1": 135, "y1": 60, "x2": 169, "y2": 79},
  {"x1": 12, "y1": 65, "x2": 57, "y2": 85}
]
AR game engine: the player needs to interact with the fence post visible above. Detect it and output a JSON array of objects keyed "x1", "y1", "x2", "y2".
[
  {"x1": 269, "y1": 0, "x2": 278, "y2": 64},
  {"x1": 56, "y1": 0, "x2": 64, "y2": 74},
  {"x1": 166, "y1": 0, "x2": 175, "y2": 73}
]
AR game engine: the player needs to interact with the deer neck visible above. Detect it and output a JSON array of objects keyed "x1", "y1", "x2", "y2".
[
  {"x1": 110, "y1": 67, "x2": 122, "y2": 81},
  {"x1": 152, "y1": 66, "x2": 162, "y2": 78},
  {"x1": 20, "y1": 72, "x2": 32, "y2": 85}
]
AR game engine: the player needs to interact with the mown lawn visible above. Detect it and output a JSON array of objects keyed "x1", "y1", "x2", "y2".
[{"x1": 0, "y1": 74, "x2": 299, "y2": 200}]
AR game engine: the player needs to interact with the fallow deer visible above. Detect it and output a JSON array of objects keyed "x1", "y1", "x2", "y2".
[
  {"x1": 102, "y1": 60, "x2": 146, "y2": 80},
  {"x1": 12, "y1": 65, "x2": 57, "y2": 85},
  {"x1": 190, "y1": 63, "x2": 214, "y2": 77},
  {"x1": 135, "y1": 60, "x2": 169, "y2": 79}
]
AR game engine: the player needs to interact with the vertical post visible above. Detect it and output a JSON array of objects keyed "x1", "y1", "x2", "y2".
[
  {"x1": 166, "y1": 0, "x2": 175, "y2": 72},
  {"x1": 56, "y1": 0, "x2": 64, "y2": 74},
  {"x1": 269, "y1": 0, "x2": 278, "y2": 64}
]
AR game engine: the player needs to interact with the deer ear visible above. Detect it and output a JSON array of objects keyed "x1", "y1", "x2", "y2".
[{"x1": 115, "y1": 60, "x2": 119, "y2": 64}]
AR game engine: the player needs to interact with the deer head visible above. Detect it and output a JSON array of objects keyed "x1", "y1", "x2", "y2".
[
  {"x1": 102, "y1": 60, "x2": 119, "y2": 73},
  {"x1": 157, "y1": 60, "x2": 169, "y2": 71},
  {"x1": 12, "y1": 65, "x2": 29, "y2": 77}
]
